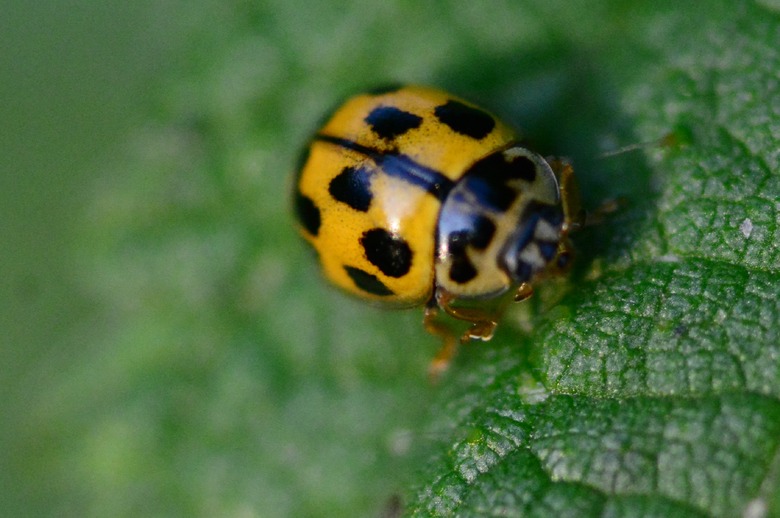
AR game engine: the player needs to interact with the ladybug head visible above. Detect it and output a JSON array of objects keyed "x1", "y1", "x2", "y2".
[{"x1": 499, "y1": 201, "x2": 565, "y2": 283}]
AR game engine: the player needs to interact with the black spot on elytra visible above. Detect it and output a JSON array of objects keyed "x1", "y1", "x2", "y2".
[
  {"x1": 328, "y1": 166, "x2": 373, "y2": 212},
  {"x1": 434, "y1": 100, "x2": 495, "y2": 139},
  {"x1": 295, "y1": 192, "x2": 321, "y2": 236},
  {"x1": 360, "y1": 228, "x2": 413, "y2": 278},
  {"x1": 344, "y1": 266, "x2": 394, "y2": 296},
  {"x1": 365, "y1": 106, "x2": 423, "y2": 140},
  {"x1": 314, "y1": 134, "x2": 456, "y2": 201},
  {"x1": 450, "y1": 255, "x2": 478, "y2": 284}
]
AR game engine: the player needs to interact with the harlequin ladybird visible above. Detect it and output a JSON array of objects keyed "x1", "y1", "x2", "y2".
[{"x1": 294, "y1": 85, "x2": 582, "y2": 371}]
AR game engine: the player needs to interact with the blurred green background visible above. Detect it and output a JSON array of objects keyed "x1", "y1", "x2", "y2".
[
  {"x1": 1, "y1": 3, "x2": 152, "y2": 368},
  {"x1": 0, "y1": 2, "x2": 173, "y2": 515},
  {"x1": 3, "y1": 1, "x2": 779, "y2": 517}
]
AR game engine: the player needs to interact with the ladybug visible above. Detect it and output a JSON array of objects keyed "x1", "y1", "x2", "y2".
[{"x1": 294, "y1": 85, "x2": 582, "y2": 372}]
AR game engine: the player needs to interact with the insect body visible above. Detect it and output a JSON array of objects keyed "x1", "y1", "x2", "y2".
[{"x1": 294, "y1": 85, "x2": 581, "y2": 370}]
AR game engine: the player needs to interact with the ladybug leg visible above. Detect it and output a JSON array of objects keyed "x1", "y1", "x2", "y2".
[
  {"x1": 437, "y1": 290, "x2": 499, "y2": 343},
  {"x1": 514, "y1": 282, "x2": 534, "y2": 302},
  {"x1": 424, "y1": 290, "x2": 504, "y2": 378},
  {"x1": 547, "y1": 157, "x2": 585, "y2": 235},
  {"x1": 549, "y1": 155, "x2": 623, "y2": 228},
  {"x1": 423, "y1": 304, "x2": 458, "y2": 380},
  {"x1": 546, "y1": 157, "x2": 583, "y2": 275}
]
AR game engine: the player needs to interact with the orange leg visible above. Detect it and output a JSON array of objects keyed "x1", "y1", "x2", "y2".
[
  {"x1": 423, "y1": 290, "x2": 504, "y2": 379},
  {"x1": 549, "y1": 155, "x2": 623, "y2": 229},
  {"x1": 514, "y1": 282, "x2": 534, "y2": 302},
  {"x1": 423, "y1": 305, "x2": 458, "y2": 380},
  {"x1": 548, "y1": 156, "x2": 625, "y2": 274},
  {"x1": 437, "y1": 290, "x2": 499, "y2": 342},
  {"x1": 548, "y1": 157, "x2": 585, "y2": 235}
]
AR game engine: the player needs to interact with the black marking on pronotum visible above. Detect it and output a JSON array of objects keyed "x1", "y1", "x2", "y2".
[
  {"x1": 295, "y1": 192, "x2": 321, "y2": 236},
  {"x1": 365, "y1": 106, "x2": 423, "y2": 140},
  {"x1": 434, "y1": 100, "x2": 496, "y2": 140},
  {"x1": 503, "y1": 153, "x2": 537, "y2": 182},
  {"x1": 457, "y1": 150, "x2": 545, "y2": 213},
  {"x1": 445, "y1": 230, "x2": 479, "y2": 285},
  {"x1": 328, "y1": 165, "x2": 373, "y2": 212},
  {"x1": 444, "y1": 214, "x2": 496, "y2": 255},
  {"x1": 344, "y1": 266, "x2": 394, "y2": 296},
  {"x1": 314, "y1": 134, "x2": 455, "y2": 200},
  {"x1": 468, "y1": 151, "x2": 537, "y2": 185},
  {"x1": 461, "y1": 176, "x2": 518, "y2": 213},
  {"x1": 470, "y1": 216, "x2": 497, "y2": 250},
  {"x1": 360, "y1": 228, "x2": 413, "y2": 278},
  {"x1": 450, "y1": 255, "x2": 478, "y2": 284}
]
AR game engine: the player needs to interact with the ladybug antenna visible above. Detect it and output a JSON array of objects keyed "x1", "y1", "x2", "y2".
[
  {"x1": 598, "y1": 140, "x2": 654, "y2": 158},
  {"x1": 597, "y1": 129, "x2": 692, "y2": 160}
]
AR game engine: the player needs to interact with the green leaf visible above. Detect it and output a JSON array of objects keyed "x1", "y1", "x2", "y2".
[
  {"x1": 11, "y1": 1, "x2": 779, "y2": 517},
  {"x1": 407, "y1": 2, "x2": 780, "y2": 517}
]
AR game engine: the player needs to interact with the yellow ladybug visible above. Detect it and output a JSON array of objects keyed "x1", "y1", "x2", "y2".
[{"x1": 294, "y1": 85, "x2": 582, "y2": 372}]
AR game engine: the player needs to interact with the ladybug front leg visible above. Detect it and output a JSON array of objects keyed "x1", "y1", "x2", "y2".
[
  {"x1": 423, "y1": 290, "x2": 503, "y2": 378},
  {"x1": 549, "y1": 156, "x2": 623, "y2": 230},
  {"x1": 546, "y1": 157, "x2": 583, "y2": 275},
  {"x1": 423, "y1": 304, "x2": 459, "y2": 380},
  {"x1": 436, "y1": 290, "x2": 500, "y2": 343},
  {"x1": 547, "y1": 157, "x2": 585, "y2": 235}
]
